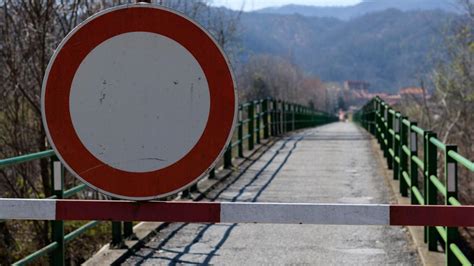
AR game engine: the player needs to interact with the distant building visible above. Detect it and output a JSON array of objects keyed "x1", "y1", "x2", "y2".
[
  {"x1": 399, "y1": 87, "x2": 426, "y2": 100},
  {"x1": 378, "y1": 93, "x2": 401, "y2": 106},
  {"x1": 344, "y1": 80, "x2": 370, "y2": 92},
  {"x1": 342, "y1": 80, "x2": 371, "y2": 107}
]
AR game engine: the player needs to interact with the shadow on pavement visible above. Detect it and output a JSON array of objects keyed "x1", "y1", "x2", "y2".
[{"x1": 127, "y1": 134, "x2": 305, "y2": 265}]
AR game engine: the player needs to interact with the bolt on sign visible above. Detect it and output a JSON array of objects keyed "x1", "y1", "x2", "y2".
[{"x1": 41, "y1": 4, "x2": 237, "y2": 200}]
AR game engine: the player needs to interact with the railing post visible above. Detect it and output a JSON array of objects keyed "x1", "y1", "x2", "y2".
[
  {"x1": 256, "y1": 101, "x2": 261, "y2": 145},
  {"x1": 123, "y1": 222, "x2": 135, "y2": 240},
  {"x1": 382, "y1": 104, "x2": 389, "y2": 159},
  {"x1": 424, "y1": 131, "x2": 438, "y2": 251},
  {"x1": 364, "y1": 105, "x2": 369, "y2": 129},
  {"x1": 248, "y1": 101, "x2": 254, "y2": 150},
  {"x1": 307, "y1": 107, "x2": 311, "y2": 128},
  {"x1": 284, "y1": 102, "x2": 287, "y2": 132},
  {"x1": 304, "y1": 106, "x2": 307, "y2": 127},
  {"x1": 387, "y1": 108, "x2": 393, "y2": 169},
  {"x1": 209, "y1": 168, "x2": 215, "y2": 179},
  {"x1": 50, "y1": 158, "x2": 65, "y2": 266},
  {"x1": 238, "y1": 107, "x2": 244, "y2": 157},
  {"x1": 291, "y1": 104, "x2": 295, "y2": 131},
  {"x1": 281, "y1": 101, "x2": 286, "y2": 134},
  {"x1": 111, "y1": 220, "x2": 123, "y2": 248},
  {"x1": 365, "y1": 104, "x2": 369, "y2": 129},
  {"x1": 370, "y1": 100, "x2": 376, "y2": 135},
  {"x1": 445, "y1": 145, "x2": 459, "y2": 266},
  {"x1": 224, "y1": 143, "x2": 233, "y2": 169},
  {"x1": 276, "y1": 100, "x2": 282, "y2": 135},
  {"x1": 379, "y1": 101, "x2": 384, "y2": 144},
  {"x1": 289, "y1": 103, "x2": 293, "y2": 130},
  {"x1": 300, "y1": 106, "x2": 304, "y2": 129},
  {"x1": 399, "y1": 116, "x2": 408, "y2": 196},
  {"x1": 302, "y1": 106, "x2": 306, "y2": 128},
  {"x1": 286, "y1": 102, "x2": 291, "y2": 130},
  {"x1": 271, "y1": 100, "x2": 277, "y2": 136},
  {"x1": 296, "y1": 105, "x2": 300, "y2": 129},
  {"x1": 314, "y1": 110, "x2": 317, "y2": 127},
  {"x1": 393, "y1": 112, "x2": 401, "y2": 180},
  {"x1": 299, "y1": 105, "x2": 303, "y2": 129},
  {"x1": 375, "y1": 99, "x2": 382, "y2": 145},
  {"x1": 302, "y1": 106, "x2": 306, "y2": 129},
  {"x1": 305, "y1": 106, "x2": 308, "y2": 128},
  {"x1": 309, "y1": 107, "x2": 313, "y2": 128},
  {"x1": 366, "y1": 103, "x2": 371, "y2": 132},
  {"x1": 263, "y1": 99, "x2": 269, "y2": 139},
  {"x1": 409, "y1": 122, "x2": 419, "y2": 205}
]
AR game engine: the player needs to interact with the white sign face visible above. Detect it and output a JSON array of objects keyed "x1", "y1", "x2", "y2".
[
  {"x1": 41, "y1": 5, "x2": 237, "y2": 200},
  {"x1": 70, "y1": 32, "x2": 210, "y2": 173}
]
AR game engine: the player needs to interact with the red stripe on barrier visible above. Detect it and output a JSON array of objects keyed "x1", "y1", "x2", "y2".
[
  {"x1": 390, "y1": 205, "x2": 474, "y2": 226},
  {"x1": 56, "y1": 200, "x2": 221, "y2": 222}
]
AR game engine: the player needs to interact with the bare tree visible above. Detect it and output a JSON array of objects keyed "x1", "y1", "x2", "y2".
[
  {"x1": 0, "y1": 0, "x2": 117, "y2": 262},
  {"x1": 238, "y1": 54, "x2": 332, "y2": 111},
  {"x1": 0, "y1": 0, "x2": 241, "y2": 262},
  {"x1": 399, "y1": 0, "x2": 474, "y2": 251},
  {"x1": 160, "y1": 0, "x2": 242, "y2": 64}
]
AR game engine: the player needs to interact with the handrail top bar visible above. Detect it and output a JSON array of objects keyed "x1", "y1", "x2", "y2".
[
  {"x1": 448, "y1": 150, "x2": 474, "y2": 171},
  {"x1": 0, "y1": 150, "x2": 56, "y2": 168},
  {"x1": 429, "y1": 137, "x2": 446, "y2": 151},
  {"x1": 12, "y1": 241, "x2": 58, "y2": 265},
  {"x1": 410, "y1": 125, "x2": 424, "y2": 135},
  {"x1": 402, "y1": 119, "x2": 410, "y2": 127},
  {"x1": 430, "y1": 175, "x2": 447, "y2": 197}
]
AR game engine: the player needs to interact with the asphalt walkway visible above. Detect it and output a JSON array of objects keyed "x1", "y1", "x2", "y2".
[{"x1": 122, "y1": 122, "x2": 420, "y2": 265}]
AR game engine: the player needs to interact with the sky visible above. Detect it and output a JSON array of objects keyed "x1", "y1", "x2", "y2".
[{"x1": 211, "y1": 0, "x2": 364, "y2": 11}]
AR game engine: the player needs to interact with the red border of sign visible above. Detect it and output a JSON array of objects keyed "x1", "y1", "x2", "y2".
[{"x1": 41, "y1": 5, "x2": 236, "y2": 200}]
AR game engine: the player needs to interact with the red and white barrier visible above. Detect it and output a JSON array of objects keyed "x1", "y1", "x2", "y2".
[{"x1": 1, "y1": 199, "x2": 473, "y2": 227}]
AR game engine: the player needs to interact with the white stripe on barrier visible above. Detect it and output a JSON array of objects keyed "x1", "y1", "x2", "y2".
[
  {"x1": 0, "y1": 198, "x2": 56, "y2": 220},
  {"x1": 220, "y1": 202, "x2": 390, "y2": 225}
]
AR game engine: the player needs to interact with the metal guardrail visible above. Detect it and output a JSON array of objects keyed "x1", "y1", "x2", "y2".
[
  {"x1": 0, "y1": 98, "x2": 336, "y2": 265},
  {"x1": 357, "y1": 96, "x2": 473, "y2": 266}
]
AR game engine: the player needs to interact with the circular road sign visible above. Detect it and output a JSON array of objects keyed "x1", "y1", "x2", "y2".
[{"x1": 41, "y1": 4, "x2": 237, "y2": 200}]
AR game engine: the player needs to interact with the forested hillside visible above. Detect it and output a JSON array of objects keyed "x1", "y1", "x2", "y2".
[
  {"x1": 239, "y1": 8, "x2": 457, "y2": 92},
  {"x1": 256, "y1": 0, "x2": 459, "y2": 19}
]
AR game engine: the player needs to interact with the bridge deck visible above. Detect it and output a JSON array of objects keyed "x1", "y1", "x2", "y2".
[{"x1": 122, "y1": 122, "x2": 420, "y2": 265}]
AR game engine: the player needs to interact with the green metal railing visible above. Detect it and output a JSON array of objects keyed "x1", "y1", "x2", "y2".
[
  {"x1": 358, "y1": 96, "x2": 474, "y2": 266},
  {"x1": 0, "y1": 98, "x2": 336, "y2": 265}
]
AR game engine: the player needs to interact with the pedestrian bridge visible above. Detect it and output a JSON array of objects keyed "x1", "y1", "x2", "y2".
[
  {"x1": 1, "y1": 97, "x2": 473, "y2": 265},
  {"x1": 111, "y1": 122, "x2": 419, "y2": 265}
]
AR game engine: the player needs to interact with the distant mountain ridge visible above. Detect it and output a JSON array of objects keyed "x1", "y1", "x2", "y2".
[
  {"x1": 256, "y1": 0, "x2": 459, "y2": 20},
  {"x1": 240, "y1": 8, "x2": 457, "y2": 92}
]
